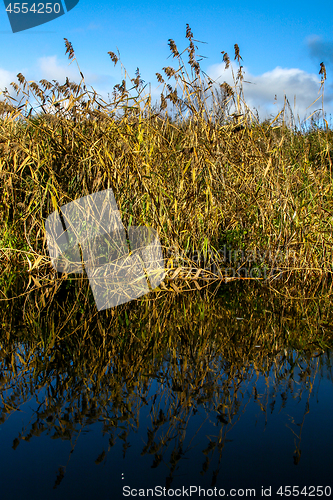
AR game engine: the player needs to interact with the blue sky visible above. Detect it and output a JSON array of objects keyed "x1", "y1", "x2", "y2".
[{"x1": 1, "y1": 0, "x2": 332, "y2": 127}]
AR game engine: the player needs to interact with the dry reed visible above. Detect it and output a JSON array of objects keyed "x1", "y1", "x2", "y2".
[{"x1": 0, "y1": 25, "x2": 333, "y2": 296}]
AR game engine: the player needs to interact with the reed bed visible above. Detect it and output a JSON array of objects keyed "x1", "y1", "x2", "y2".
[{"x1": 1, "y1": 26, "x2": 333, "y2": 294}]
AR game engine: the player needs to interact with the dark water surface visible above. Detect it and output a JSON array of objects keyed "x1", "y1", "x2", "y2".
[{"x1": 0, "y1": 274, "x2": 332, "y2": 499}]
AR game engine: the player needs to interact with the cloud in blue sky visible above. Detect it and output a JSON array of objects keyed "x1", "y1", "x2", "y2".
[
  {"x1": 306, "y1": 35, "x2": 333, "y2": 66},
  {"x1": 207, "y1": 62, "x2": 331, "y2": 123}
]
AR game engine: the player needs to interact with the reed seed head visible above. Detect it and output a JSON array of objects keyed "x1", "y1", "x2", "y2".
[
  {"x1": 234, "y1": 44, "x2": 243, "y2": 63},
  {"x1": 132, "y1": 68, "x2": 144, "y2": 88},
  {"x1": 163, "y1": 67, "x2": 176, "y2": 79},
  {"x1": 39, "y1": 79, "x2": 53, "y2": 91},
  {"x1": 17, "y1": 73, "x2": 25, "y2": 85},
  {"x1": 64, "y1": 38, "x2": 75, "y2": 60},
  {"x1": 108, "y1": 51, "x2": 119, "y2": 66},
  {"x1": 185, "y1": 24, "x2": 193, "y2": 40},
  {"x1": 319, "y1": 62, "x2": 327, "y2": 81},
  {"x1": 160, "y1": 93, "x2": 167, "y2": 110},
  {"x1": 221, "y1": 52, "x2": 230, "y2": 69},
  {"x1": 168, "y1": 39, "x2": 179, "y2": 58},
  {"x1": 156, "y1": 73, "x2": 165, "y2": 84}
]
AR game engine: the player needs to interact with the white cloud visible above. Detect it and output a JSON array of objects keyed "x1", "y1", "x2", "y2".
[
  {"x1": 0, "y1": 67, "x2": 29, "y2": 113},
  {"x1": 206, "y1": 62, "x2": 332, "y2": 126},
  {"x1": 37, "y1": 55, "x2": 80, "y2": 82},
  {"x1": 0, "y1": 67, "x2": 17, "y2": 93}
]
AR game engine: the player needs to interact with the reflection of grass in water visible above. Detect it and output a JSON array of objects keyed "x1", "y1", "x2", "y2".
[
  {"x1": 0, "y1": 275, "x2": 332, "y2": 487},
  {"x1": 0, "y1": 27, "x2": 332, "y2": 285}
]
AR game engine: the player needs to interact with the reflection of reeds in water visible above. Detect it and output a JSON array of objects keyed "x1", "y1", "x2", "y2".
[
  {"x1": 0, "y1": 26, "x2": 332, "y2": 288},
  {"x1": 0, "y1": 274, "x2": 332, "y2": 487}
]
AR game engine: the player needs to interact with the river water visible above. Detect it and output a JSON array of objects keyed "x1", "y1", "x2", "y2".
[{"x1": 0, "y1": 275, "x2": 332, "y2": 499}]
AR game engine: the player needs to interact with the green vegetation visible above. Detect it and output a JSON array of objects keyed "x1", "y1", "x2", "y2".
[{"x1": 1, "y1": 26, "x2": 332, "y2": 289}]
